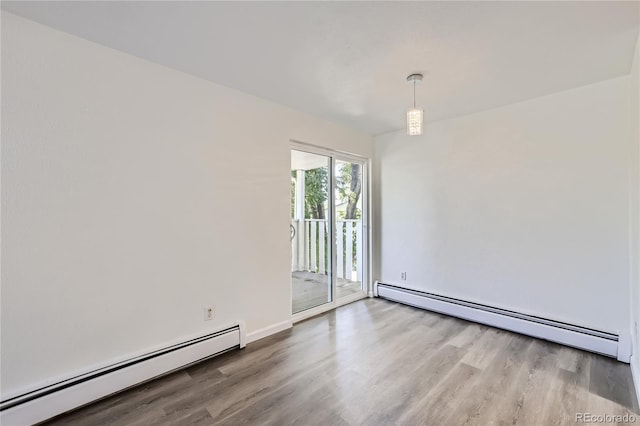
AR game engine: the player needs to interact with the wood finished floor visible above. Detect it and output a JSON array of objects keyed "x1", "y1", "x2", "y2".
[{"x1": 45, "y1": 299, "x2": 638, "y2": 425}]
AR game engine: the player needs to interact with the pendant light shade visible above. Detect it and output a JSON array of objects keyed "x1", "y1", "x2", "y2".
[
  {"x1": 406, "y1": 108, "x2": 423, "y2": 136},
  {"x1": 406, "y1": 73, "x2": 424, "y2": 136}
]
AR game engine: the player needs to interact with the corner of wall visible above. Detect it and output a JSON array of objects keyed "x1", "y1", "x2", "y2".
[
  {"x1": 629, "y1": 32, "x2": 640, "y2": 403},
  {"x1": 631, "y1": 354, "x2": 640, "y2": 409}
]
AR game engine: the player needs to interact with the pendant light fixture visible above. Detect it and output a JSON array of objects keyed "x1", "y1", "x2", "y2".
[{"x1": 406, "y1": 73, "x2": 424, "y2": 136}]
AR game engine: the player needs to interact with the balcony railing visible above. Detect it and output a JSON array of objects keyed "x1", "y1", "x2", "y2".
[{"x1": 291, "y1": 219, "x2": 362, "y2": 282}]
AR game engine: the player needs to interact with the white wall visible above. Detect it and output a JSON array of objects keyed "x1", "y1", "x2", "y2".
[
  {"x1": 374, "y1": 76, "x2": 632, "y2": 335},
  {"x1": 0, "y1": 12, "x2": 373, "y2": 398},
  {"x1": 630, "y1": 34, "x2": 640, "y2": 388}
]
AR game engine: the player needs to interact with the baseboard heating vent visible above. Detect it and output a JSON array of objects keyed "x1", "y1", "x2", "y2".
[
  {"x1": 376, "y1": 282, "x2": 626, "y2": 361},
  {"x1": 1, "y1": 323, "x2": 245, "y2": 425}
]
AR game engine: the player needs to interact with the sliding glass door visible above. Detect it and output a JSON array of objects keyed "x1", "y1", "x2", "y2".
[
  {"x1": 290, "y1": 147, "x2": 367, "y2": 315},
  {"x1": 291, "y1": 150, "x2": 332, "y2": 314},
  {"x1": 334, "y1": 159, "x2": 365, "y2": 302}
]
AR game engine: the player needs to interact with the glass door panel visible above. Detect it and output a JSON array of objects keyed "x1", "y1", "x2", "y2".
[
  {"x1": 291, "y1": 150, "x2": 332, "y2": 314},
  {"x1": 334, "y1": 159, "x2": 364, "y2": 299}
]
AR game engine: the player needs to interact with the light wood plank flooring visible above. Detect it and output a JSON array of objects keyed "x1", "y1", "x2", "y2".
[{"x1": 45, "y1": 299, "x2": 638, "y2": 425}]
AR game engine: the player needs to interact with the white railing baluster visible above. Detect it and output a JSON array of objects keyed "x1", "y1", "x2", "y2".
[
  {"x1": 356, "y1": 222, "x2": 362, "y2": 282},
  {"x1": 299, "y1": 219, "x2": 363, "y2": 281},
  {"x1": 305, "y1": 220, "x2": 310, "y2": 271},
  {"x1": 336, "y1": 221, "x2": 344, "y2": 279},
  {"x1": 310, "y1": 221, "x2": 317, "y2": 272},
  {"x1": 297, "y1": 220, "x2": 305, "y2": 272},
  {"x1": 318, "y1": 221, "x2": 325, "y2": 274},
  {"x1": 345, "y1": 221, "x2": 353, "y2": 281}
]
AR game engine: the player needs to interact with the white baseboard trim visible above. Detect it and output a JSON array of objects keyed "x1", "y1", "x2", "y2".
[
  {"x1": 1, "y1": 325, "x2": 242, "y2": 425},
  {"x1": 2, "y1": 322, "x2": 244, "y2": 403},
  {"x1": 377, "y1": 283, "x2": 621, "y2": 360},
  {"x1": 246, "y1": 293, "x2": 369, "y2": 344},
  {"x1": 372, "y1": 280, "x2": 380, "y2": 297},
  {"x1": 618, "y1": 331, "x2": 633, "y2": 363},
  {"x1": 246, "y1": 320, "x2": 292, "y2": 344},
  {"x1": 631, "y1": 355, "x2": 640, "y2": 409}
]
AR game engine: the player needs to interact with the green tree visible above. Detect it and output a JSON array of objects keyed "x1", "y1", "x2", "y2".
[
  {"x1": 304, "y1": 168, "x2": 328, "y2": 219},
  {"x1": 295, "y1": 164, "x2": 361, "y2": 220},
  {"x1": 337, "y1": 163, "x2": 361, "y2": 220}
]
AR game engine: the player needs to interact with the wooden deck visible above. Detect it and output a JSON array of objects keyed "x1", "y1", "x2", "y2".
[{"x1": 292, "y1": 271, "x2": 362, "y2": 313}]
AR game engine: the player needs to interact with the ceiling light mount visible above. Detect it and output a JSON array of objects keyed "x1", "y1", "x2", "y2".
[
  {"x1": 406, "y1": 73, "x2": 424, "y2": 136},
  {"x1": 406, "y1": 73, "x2": 424, "y2": 84}
]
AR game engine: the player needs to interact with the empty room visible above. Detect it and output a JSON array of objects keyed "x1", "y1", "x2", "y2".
[{"x1": 1, "y1": 1, "x2": 640, "y2": 425}]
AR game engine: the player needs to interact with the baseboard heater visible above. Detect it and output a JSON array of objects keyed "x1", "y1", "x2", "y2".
[
  {"x1": 376, "y1": 282, "x2": 630, "y2": 362},
  {"x1": 0, "y1": 323, "x2": 246, "y2": 425}
]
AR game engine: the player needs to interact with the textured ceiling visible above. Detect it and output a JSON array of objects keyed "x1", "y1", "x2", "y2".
[{"x1": 3, "y1": 1, "x2": 639, "y2": 135}]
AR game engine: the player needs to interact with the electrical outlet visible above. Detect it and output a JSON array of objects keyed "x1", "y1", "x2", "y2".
[
  {"x1": 204, "y1": 306, "x2": 215, "y2": 321},
  {"x1": 401, "y1": 272, "x2": 407, "y2": 280}
]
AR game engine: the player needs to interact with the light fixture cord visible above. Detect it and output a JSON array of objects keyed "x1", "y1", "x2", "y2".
[{"x1": 413, "y1": 80, "x2": 416, "y2": 108}]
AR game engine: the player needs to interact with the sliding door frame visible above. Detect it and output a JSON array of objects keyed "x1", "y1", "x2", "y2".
[{"x1": 290, "y1": 140, "x2": 370, "y2": 323}]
